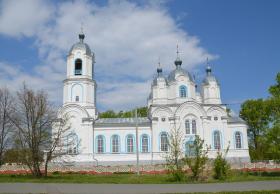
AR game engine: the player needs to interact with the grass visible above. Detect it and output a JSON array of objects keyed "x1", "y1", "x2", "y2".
[
  {"x1": 170, "y1": 191, "x2": 280, "y2": 194},
  {"x1": 0, "y1": 171, "x2": 279, "y2": 184}
]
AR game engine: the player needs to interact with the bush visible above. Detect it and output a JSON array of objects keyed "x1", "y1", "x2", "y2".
[
  {"x1": 213, "y1": 149, "x2": 231, "y2": 180},
  {"x1": 52, "y1": 171, "x2": 60, "y2": 175}
]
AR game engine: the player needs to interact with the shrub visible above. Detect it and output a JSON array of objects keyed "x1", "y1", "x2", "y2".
[
  {"x1": 213, "y1": 146, "x2": 230, "y2": 180},
  {"x1": 184, "y1": 136, "x2": 209, "y2": 181}
]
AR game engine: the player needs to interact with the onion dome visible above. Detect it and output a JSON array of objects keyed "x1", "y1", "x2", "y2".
[
  {"x1": 152, "y1": 62, "x2": 167, "y2": 86},
  {"x1": 69, "y1": 32, "x2": 92, "y2": 56},
  {"x1": 202, "y1": 61, "x2": 219, "y2": 85},
  {"x1": 167, "y1": 45, "x2": 194, "y2": 83}
]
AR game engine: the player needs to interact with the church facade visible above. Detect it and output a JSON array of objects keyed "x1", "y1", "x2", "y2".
[{"x1": 58, "y1": 33, "x2": 250, "y2": 165}]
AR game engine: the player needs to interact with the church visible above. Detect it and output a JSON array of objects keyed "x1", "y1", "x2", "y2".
[{"x1": 57, "y1": 32, "x2": 250, "y2": 165}]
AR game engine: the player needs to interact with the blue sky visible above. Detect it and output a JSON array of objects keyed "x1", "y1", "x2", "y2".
[{"x1": 0, "y1": 0, "x2": 279, "y2": 113}]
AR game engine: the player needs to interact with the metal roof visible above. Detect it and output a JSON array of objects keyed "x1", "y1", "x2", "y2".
[
  {"x1": 228, "y1": 116, "x2": 246, "y2": 124},
  {"x1": 167, "y1": 66, "x2": 194, "y2": 83},
  {"x1": 95, "y1": 117, "x2": 151, "y2": 128},
  {"x1": 69, "y1": 42, "x2": 92, "y2": 56}
]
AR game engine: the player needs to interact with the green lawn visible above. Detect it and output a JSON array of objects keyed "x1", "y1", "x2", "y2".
[
  {"x1": 171, "y1": 191, "x2": 280, "y2": 194},
  {"x1": 0, "y1": 171, "x2": 279, "y2": 184}
]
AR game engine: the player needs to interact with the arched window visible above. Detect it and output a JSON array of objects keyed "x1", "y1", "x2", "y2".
[
  {"x1": 235, "y1": 132, "x2": 242, "y2": 149},
  {"x1": 141, "y1": 134, "x2": 149, "y2": 153},
  {"x1": 75, "y1": 59, "x2": 82, "y2": 75},
  {"x1": 111, "y1": 135, "x2": 120, "y2": 153},
  {"x1": 185, "y1": 141, "x2": 195, "y2": 157},
  {"x1": 160, "y1": 132, "x2": 168, "y2": 152},
  {"x1": 97, "y1": 135, "x2": 105, "y2": 153},
  {"x1": 179, "y1": 85, "x2": 187, "y2": 98},
  {"x1": 185, "y1": 120, "x2": 190, "y2": 134},
  {"x1": 213, "y1": 131, "x2": 221, "y2": 150},
  {"x1": 67, "y1": 132, "x2": 78, "y2": 154},
  {"x1": 192, "y1": 120, "x2": 197, "y2": 134},
  {"x1": 126, "y1": 134, "x2": 134, "y2": 153}
]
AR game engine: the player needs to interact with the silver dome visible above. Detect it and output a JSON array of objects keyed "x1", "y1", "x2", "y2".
[
  {"x1": 167, "y1": 66, "x2": 194, "y2": 83},
  {"x1": 202, "y1": 75, "x2": 219, "y2": 85},
  {"x1": 69, "y1": 42, "x2": 92, "y2": 56}
]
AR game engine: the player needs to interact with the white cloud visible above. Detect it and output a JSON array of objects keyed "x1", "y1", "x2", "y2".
[
  {"x1": 0, "y1": 0, "x2": 54, "y2": 38},
  {"x1": 0, "y1": 0, "x2": 216, "y2": 111}
]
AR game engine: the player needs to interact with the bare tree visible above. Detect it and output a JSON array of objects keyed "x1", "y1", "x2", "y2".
[
  {"x1": 10, "y1": 84, "x2": 72, "y2": 177},
  {"x1": 0, "y1": 87, "x2": 14, "y2": 166},
  {"x1": 165, "y1": 123, "x2": 185, "y2": 180},
  {"x1": 43, "y1": 114, "x2": 74, "y2": 177}
]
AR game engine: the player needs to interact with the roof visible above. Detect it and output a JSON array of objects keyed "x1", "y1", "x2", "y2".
[
  {"x1": 167, "y1": 66, "x2": 194, "y2": 83},
  {"x1": 152, "y1": 76, "x2": 168, "y2": 86},
  {"x1": 95, "y1": 117, "x2": 151, "y2": 128},
  {"x1": 202, "y1": 75, "x2": 219, "y2": 85},
  {"x1": 69, "y1": 42, "x2": 92, "y2": 56},
  {"x1": 228, "y1": 116, "x2": 246, "y2": 124}
]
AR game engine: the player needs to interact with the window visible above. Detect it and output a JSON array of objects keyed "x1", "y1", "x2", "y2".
[
  {"x1": 67, "y1": 132, "x2": 78, "y2": 154},
  {"x1": 160, "y1": 132, "x2": 168, "y2": 152},
  {"x1": 126, "y1": 135, "x2": 134, "y2": 153},
  {"x1": 75, "y1": 59, "x2": 82, "y2": 75},
  {"x1": 141, "y1": 134, "x2": 149, "y2": 153},
  {"x1": 235, "y1": 132, "x2": 242, "y2": 149},
  {"x1": 97, "y1": 135, "x2": 105, "y2": 153},
  {"x1": 75, "y1": 96, "x2": 79, "y2": 102},
  {"x1": 214, "y1": 116, "x2": 218, "y2": 121},
  {"x1": 111, "y1": 135, "x2": 120, "y2": 153},
  {"x1": 185, "y1": 120, "x2": 190, "y2": 134},
  {"x1": 179, "y1": 85, "x2": 187, "y2": 98},
  {"x1": 185, "y1": 141, "x2": 195, "y2": 157},
  {"x1": 192, "y1": 120, "x2": 197, "y2": 134},
  {"x1": 213, "y1": 131, "x2": 221, "y2": 150}
]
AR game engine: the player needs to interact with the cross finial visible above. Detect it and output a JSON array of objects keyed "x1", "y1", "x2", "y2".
[
  {"x1": 81, "y1": 22, "x2": 84, "y2": 34},
  {"x1": 158, "y1": 56, "x2": 161, "y2": 68},
  {"x1": 176, "y1": 44, "x2": 179, "y2": 58}
]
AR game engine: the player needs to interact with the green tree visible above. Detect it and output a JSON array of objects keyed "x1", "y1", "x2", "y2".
[
  {"x1": 239, "y1": 99, "x2": 270, "y2": 160},
  {"x1": 213, "y1": 145, "x2": 230, "y2": 180},
  {"x1": 184, "y1": 135, "x2": 209, "y2": 181}
]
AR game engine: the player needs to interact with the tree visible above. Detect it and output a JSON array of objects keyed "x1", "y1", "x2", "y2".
[
  {"x1": 239, "y1": 99, "x2": 270, "y2": 160},
  {"x1": 42, "y1": 115, "x2": 72, "y2": 177},
  {"x1": 213, "y1": 145, "x2": 230, "y2": 180},
  {"x1": 10, "y1": 84, "x2": 71, "y2": 177},
  {"x1": 269, "y1": 72, "x2": 280, "y2": 99},
  {"x1": 184, "y1": 135, "x2": 209, "y2": 181},
  {"x1": 0, "y1": 87, "x2": 14, "y2": 166},
  {"x1": 99, "y1": 106, "x2": 148, "y2": 118},
  {"x1": 165, "y1": 124, "x2": 185, "y2": 180}
]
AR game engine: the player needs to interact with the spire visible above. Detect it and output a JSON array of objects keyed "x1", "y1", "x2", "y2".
[
  {"x1": 193, "y1": 74, "x2": 198, "y2": 90},
  {"x1": 206, "y1": 57, "x2": 212, "y2": 76},
  {"x1": 157, "y1": 57, "x2": 163, "y2": 76},
  {"x1": 79, "y1": 23, "x2": 85, "y2": 43},
  {"x1": 174, "y1": 44, "x2": 182, "y2": 67}
]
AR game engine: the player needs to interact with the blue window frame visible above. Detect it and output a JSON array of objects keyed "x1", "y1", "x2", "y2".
[
  {"x1": 67, "y1": 132, "x2": 79, "y2": 155},
  {"x1": 179, "y1": 85, "x2": 187, "y2": 98},
  {"x1": 96, "y1": 135, "x2": 105, "y2": 153},
  {"x1": 235, "y1": 131, "x2": 242, "y2": 149},
  {"x1": 185, "y1": 120, "x2": 190, "y2": 134},
  {"x1": 185, "y1": 141, "x2": 195, "y2": 157},
  {"x1": 213, "y1": 131, "x2": 221, "y2": 150},
  {"x1": 126, "y1": 134, "x2": 134, "y2": 153},
  {"x1": 192, "y1": 120, "x2": 197, "y2": 134},
  {"x1": 160, "y1": 132, "x2": 168, "y2": 152},
  {"x1": 111, "y1": 135, "x2": 120, "y2": 153},
  {"x1": 141, "y1": 134, "x2": 149, "y2": 153}
]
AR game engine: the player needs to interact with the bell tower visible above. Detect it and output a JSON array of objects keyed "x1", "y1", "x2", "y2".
[{"x1": 63, "y1": 31, "x2": 97, "y2": 118}]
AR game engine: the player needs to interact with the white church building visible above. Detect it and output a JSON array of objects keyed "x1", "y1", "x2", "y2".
[{"x1": 58, "y1": 32, "x2": 250, "y2": 165}]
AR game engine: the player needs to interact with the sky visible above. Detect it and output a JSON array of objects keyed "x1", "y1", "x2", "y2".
[{"x1": 0, "y1": 0, "x2": 279, "y2": 113}]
